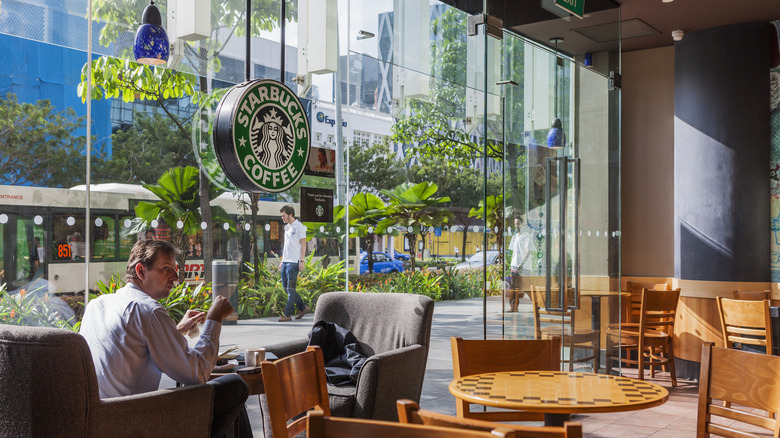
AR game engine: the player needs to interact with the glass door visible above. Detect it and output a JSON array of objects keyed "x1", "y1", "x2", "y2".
[{"x1": 498, "y1": 28, "x2": 621, "y2": 375}]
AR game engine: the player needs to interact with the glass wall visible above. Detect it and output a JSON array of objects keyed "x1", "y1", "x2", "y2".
[{"x1": 0, "y1": 0, "x2": 621, "y2": 372}]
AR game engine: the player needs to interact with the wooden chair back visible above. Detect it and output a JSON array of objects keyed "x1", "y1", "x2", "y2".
[
  {"x1": 261, "y1": 346, "x2": 330, "y2": 438},
  {"x1": 607, "y1": 288, "x2": 680, "y2": 385},
  {"x1": 697, "y1": 343, "x2": 780, "y2": 437},
  {"x1": 732, "y1": 290, "x2": 771, "y2": 301},
  {"x1": 451, "y1": 336, "x2": 560, "y2": 421},
  {"x1": 530, "y1": 286, "x2": 598, "y2": 371},
  {"x1": 717, "y1": 297, "x2": 774, "y2": 354},
  {"x1": 530, "y1": 286, "x2": 577, "y2": 339},
  {"x1": 639, "y1": 288, "x2": 680, "y2": 335},
  {"x1": 397, "y1": 400, "x2": 582, "y2": 438},
  {"x1": 625, "y1": 281, "x2": 671, "y2": 324},
  {"x1": 306, "y1": 409, "x2": 514, "y2": 438}
]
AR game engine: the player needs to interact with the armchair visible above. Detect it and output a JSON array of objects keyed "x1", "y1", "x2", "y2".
[
  {"x1": 0, "y1": 324, "x2": 214, "y2": 438},
  {"x1": 262, "y1": 292, "x2": 435, "y2": 424}
]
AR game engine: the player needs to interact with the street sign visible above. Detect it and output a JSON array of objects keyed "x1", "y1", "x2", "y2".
[{"x1": 554, "y1": 0, "x2": 584, "y2": 18}]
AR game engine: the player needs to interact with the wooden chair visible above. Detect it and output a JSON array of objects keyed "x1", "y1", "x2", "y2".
[
  {"x1": 697, "y1": 343, "x2": 780, "y2": 437},
  {"x1": 306, "y1": 409, "x2": 514, "y2": 438},
  {"x1": 451, "y1": 336, "x2": 561, "y2": 422},
  {"x1": 624, "y1": 281, "x2": 671, "y2": 325},
  {"x1": 732, "y1": 289, "x2": 771, "y2": 301},
  {"x1": 530, "y1": 286, "x2": 599, "y2": 372},
  {"x1": 606, "y1": 288, "x2": 680, "y2": 386},
  {"x1": 397, "y1": 399, "x2": 583, "y2": 438},
  {"x1": 717, "y1": 297, "x2": 774, "y2": 355},
  {"x1": 261, "y1": 345, "x2": 330, "y2": 438}
]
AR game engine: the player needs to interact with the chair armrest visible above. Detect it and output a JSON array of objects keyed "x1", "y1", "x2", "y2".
[
  {"x1": 89, "y1": 384, "x2": 214, "y2": 437},
  {"x1": 262, "y1": 338, "x2": 310, "y2": 359},
  {"x1": 354, "y1": 344, "x2": 427, "y2": 421}
]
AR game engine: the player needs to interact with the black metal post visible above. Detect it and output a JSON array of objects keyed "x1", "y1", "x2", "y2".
[
  {"x1": 280, "y1": 0, "x2": 285, "y2": 82},
  {"x1": 245, "y1": 0, "x2": 250, "y2": 81}
]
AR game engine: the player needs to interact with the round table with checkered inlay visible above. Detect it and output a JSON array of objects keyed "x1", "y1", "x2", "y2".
[{"x1": 449, "y1": 370, "x2": 669, "y2": 426}]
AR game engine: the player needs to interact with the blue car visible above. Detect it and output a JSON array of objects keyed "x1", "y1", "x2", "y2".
[
  {"x1": 393, "y1": 250, "x2": 410, "y2": 261},
  {"x1": 359, "y1": 251, "x2": 406, "y2": 274}
]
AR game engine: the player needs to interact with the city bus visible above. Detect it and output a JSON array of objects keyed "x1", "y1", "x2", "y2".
[{"x1": 0, "y1": 184, "x2": 290, "y2": 294}]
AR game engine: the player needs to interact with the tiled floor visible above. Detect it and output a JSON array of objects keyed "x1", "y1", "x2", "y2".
[
  {"x1": 219, "y1": 296, "x2": 772, "y2": 437},
  {"x1": 574, "y1": 368, "x2": 700, "y2": 437}
]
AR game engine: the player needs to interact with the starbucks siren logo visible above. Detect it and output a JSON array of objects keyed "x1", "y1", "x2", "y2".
[{"x1": 215, "y1": 79, "x2": 310, "y2": 193}]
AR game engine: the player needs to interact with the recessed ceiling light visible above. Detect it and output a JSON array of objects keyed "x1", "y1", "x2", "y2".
[{"x1": 662, "y1": 0, "x2": 674, "y2": 3}]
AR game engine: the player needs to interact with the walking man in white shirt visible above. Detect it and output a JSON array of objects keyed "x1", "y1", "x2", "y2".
[
  {"x1": 80, "y1": 239, "x2": 253, "y2": 437},
  {"x1": 278, "y1": 205, "x2": 311, "y2": 322},
  {"x1": 509, "y1": 215, "x2": 536, "y2": 291}
]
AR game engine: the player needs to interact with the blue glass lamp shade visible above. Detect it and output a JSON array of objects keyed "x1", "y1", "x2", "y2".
[{"x1": 134, "y1": 1, "x2": 169, "y2": 65}]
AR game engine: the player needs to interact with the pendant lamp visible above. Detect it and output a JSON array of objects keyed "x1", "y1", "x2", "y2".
[{"x1": 134, "y1": 0, "x2": 169, "y2": 65}]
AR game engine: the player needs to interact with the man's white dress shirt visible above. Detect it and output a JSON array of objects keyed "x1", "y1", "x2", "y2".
[{"x1": 80, "y1": 283, "x2": 221, "y2": 398}]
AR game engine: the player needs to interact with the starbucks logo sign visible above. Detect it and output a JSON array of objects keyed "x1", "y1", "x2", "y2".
[{"x1": 213, "y1": 79, "x2": 310, "y2": 193}]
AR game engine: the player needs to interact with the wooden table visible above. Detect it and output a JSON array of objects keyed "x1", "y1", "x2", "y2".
[
  {"x1": 580, "y1": 290, "x2": 629, "y2": 360},
  {"x1": 450, "y1": 370, "x2": 669, "y2": 426},
  {"x1": 210, "y1": 366, "x2": 264, "y2": 395}
]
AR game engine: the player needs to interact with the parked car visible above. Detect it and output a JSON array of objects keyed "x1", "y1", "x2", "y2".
[
  {"x1": 393, "y1": 250, "x2": 410, "y2": 260},
  {"x1": 454, "y1": 250, "x2": 502, "y2": 271},
  {"x1": 359, "y1": 251, "x2": 406, "y2": 274}
]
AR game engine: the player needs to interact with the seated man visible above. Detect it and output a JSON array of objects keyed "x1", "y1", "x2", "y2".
[{"x1": 80, "y1": 239, "x2": 252, "y2": 437}]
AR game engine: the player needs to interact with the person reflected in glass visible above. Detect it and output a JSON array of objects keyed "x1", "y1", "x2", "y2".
[
  {"x1": 547, "y1": 117, "x2": 566, "y2": 149},
  {"x1": 509, "y1": 215, "x2": 536, "y2": 299}
]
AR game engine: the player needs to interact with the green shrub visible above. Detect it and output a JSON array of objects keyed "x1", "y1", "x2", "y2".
[
  {"x1": 438, "y1": 266, "x2": 483, "y2": 300},
  {"x1": 0, "y1": 284, "x2": 80, "y2": 331},
  {"x1": 237, "y1": 254, "x2": 346, "y2": 318}
]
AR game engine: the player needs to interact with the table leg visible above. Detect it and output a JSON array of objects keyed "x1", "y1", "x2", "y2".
[
  {"x1": 591, "y1": 296, "x2": 601, "y2": 366},
  {"x1": 544, "y1": 413, "x2": 571, "y2": 427}
]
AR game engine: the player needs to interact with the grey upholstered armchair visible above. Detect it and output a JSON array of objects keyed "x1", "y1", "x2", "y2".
[
  {"x1": 262, "y1": 292, "x2": 435, "y2": 425},
  {"x1": 0, "y1": 324, "x2": 214, "y2": 438}
]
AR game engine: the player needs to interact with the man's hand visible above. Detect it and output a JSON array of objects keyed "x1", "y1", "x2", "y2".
[
  {"x1": 177, "y1": 309, "x2": 206, "y2": 335},
  {"x1": 207, "y1": 295, "x2": 234, "y2": 323}
]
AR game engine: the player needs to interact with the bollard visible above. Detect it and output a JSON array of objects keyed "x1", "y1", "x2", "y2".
[{"x1": 212, "y1": 260, "x2": 239, "y2": 324}]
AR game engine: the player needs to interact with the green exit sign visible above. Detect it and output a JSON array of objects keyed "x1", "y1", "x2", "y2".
[{"x1": 554, "y1": 0, "x2": 584, "y2": 18}]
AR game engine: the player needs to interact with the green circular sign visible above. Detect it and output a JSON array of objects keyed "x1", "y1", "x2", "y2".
[{"x1": 213, "y1": 79, "x2": 310, "y2": 193}]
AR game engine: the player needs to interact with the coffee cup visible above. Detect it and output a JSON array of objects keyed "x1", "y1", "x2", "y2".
[{"x1": 245, "y1": 348, "x2": 266, "y2": 367}]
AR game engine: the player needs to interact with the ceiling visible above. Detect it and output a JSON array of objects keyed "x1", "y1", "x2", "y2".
[
  {"x1": 474, "y1": 0, "x2": 780, "y2": 57},
  {"x1": 617, "y1": 0, "x2": 780, "y2": 52}
]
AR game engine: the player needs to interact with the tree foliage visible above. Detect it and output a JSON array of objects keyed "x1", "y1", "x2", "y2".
[
  {"x1": 390, "y1": 6, "x2": 532, "y2": 221},
  {"x1": 348, "y1": 140, "x2": 408, "y2": 197},
  {"x1": 92, "y1": 112, "x2": 196, "y2": 185},
  {"x1": 79, "y1": 56, "x2": 204, "y2": 137},
  {"x1": 348, "y1": 193, "x2": 387, "y2": 274},
  {"x1": 131, "y1": 166, "x2": 232, "y2": 281},
  {"x1": 379, "y1": 182, "x2": 453, "y2": 270},
  {"x1": 0, "y1": 93, "x2": 86, "y2": 187},
  {"x1": 91, "y1": 0, "x2": 296, "y2": 70},
  {"x1": 469, "y1": 194, "x2": 508, "y2": 266}
]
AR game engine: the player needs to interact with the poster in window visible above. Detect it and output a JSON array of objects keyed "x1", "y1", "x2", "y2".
[{"x1": 303, "y1": 146, "x2": 336, "y2": 178}]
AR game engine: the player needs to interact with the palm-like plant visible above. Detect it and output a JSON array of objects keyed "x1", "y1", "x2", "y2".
[
  {"x1": 304, "y1": 204, "x2": 347, "y2": 269},
  {"x1": 349, "y1": 193, "x2": 387, "y2": 274},
  {"x1": 132, "y1": 166, "x2": 233, "y2": 282},
  {"x1": 469, "y1": 194, "x2": 507, "y2": 267},
  {"x1": 380, "y1": 182, "x2": 454, "y2": 270}
]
